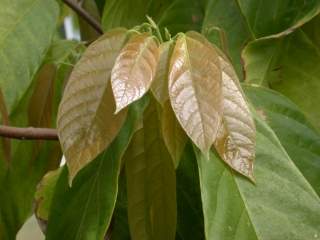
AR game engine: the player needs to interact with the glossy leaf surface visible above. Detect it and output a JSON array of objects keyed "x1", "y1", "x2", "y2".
[
  {"x1": 168, "y1": 34, "x2": 222, "y2": 152},
  {"x1": 57, "y1": 29, "x2": 128, "y2": 182},
  {"x1": 111, "y1": 33, "x2": 160, "y2": 113}
]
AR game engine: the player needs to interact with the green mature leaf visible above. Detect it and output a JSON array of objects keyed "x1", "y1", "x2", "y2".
[
  {"x1": 111, "y1": 33, "x2": 160, "y2": 113},
  {"x1": 243, "y1": 27, "x2": 320, "y2": 131},
  {"x1": 101, "y1": 0, "x2": 204, "y2": 35},
  {"x1": 237, "y1": 0, "x2": 320, "y2": 37},
  {"x1": 0, "y1": 0, "x2": 59, "y2": 113},
  {"x1": 0, "y1": 39, "x2": 80, "y2": 240},
  {"x1": 244, "y1": 85, "x2": 320, "y2": 196},
  {"x1": 46, "y1": 97, "x2": 148, "y2": 240},
  {"x1": 125, "y1": 100, "x2": 176, "y2": 240},
  {"x1": 196, "y1": 116, "x2": 320, "y2": 240},
  {"x1": 169, "y1": 34, "x2": 222, "y2": 152},
  {"x1": 57, "y1": 29, "x2": 128, "y2": 182},
  {"x1": 110, "y1": 173, "x2": 131, "y2": 240},
  {"x1": 202, "y1": 0, "x2": 253, "y2": 79}
]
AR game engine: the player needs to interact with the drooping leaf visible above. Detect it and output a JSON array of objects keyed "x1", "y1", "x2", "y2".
[
  {"x1": 244, "y1": 85, "x2": 320, "y2": 196},
  {"x1": 34, "y1": 168, "x2": 62, "y2": 233},
  {"x1": 196, "y1": 116, "x2": 320, "y2": 240},
  {"x1": 168, "y1": 34, "x2": 222, "y2": 152},
  {"x1": 243, "y1": 25, "x2": 320, "y2": 131},
  {"x1": 161, "y1": 101, "x2": 187, "y2": 168},
  {"x1": 187, "y1": 30, "x2": 256, "y2": 180},
  {"x1": 57, "y1": 28, "x2": 128, "y2": 182},
  {"x1": 176, "y1": 142, "x2": 204, "y2": 240},
  {"x1": 111, "y1": 33, "x2": 160, "y2": 113},
  {"x1": 46, "y1": 97, "x2": 148, "y2": 240},
  {"x1": 124, "y1": 99, "x2": 177, "y2": 240},
  {"x1": 151, "y1": 41, "x2": 172, "y2": 105},
  {"x1": 0, "y1": 0, "x2": 59, "y2": 113}
]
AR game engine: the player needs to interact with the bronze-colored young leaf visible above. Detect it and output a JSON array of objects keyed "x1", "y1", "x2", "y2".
[
  {"x1": 124, "y1": 100, "x2": 177, "y2": 240},
  {"x1": 111, "y1": 33, "x2": 160, "y2": 113},
  {"x1": 57, "y1": 28, "x2": 128, "y2": 183},
  {"x1": 168, "y1": 34, "x2": 222, "y2": 153},
  {"x1": 161, "y1": 101, "x2": 187, "y2": 168},
  {"x1": 151, "y1": 41, "x2": 173, "y2": 105},
  {"x1": 215, "y1": 55, "x2": 256, "y2": 180},
  {"x1": 186, "y1": 31, "x2": 256, "y2": 180}
]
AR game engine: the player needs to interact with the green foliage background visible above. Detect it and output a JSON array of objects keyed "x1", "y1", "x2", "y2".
[{"x1": 0, "y1": 0, "x2": 320, "y2": 239}]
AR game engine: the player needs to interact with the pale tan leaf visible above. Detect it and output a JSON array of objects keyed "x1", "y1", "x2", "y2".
[
  {"x1": 151, "y1": 41, "x2": 172, "y2": 105},
  {"x1": 57, "y1": 28, "x2": 128, "y2": 183},
  {"x1": 161, "y1": 101, "x2": 187, "y2": 168},
  {"x1": 186, "y1": 31, "x2": 256, "y2": 180},
  {"x1": 111, "y1": 33, "x2": 160, "y2": 113},
  {"x1": 214, "y1": 56, "x2": 256, "y2": 180},
  {"x1": 168, "y1": 34, "x2": 223, "y2": 152}
]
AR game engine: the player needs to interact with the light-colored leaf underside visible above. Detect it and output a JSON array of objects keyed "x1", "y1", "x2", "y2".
[
  {"x1": 0, "y1": 0, "x2": 59, "y2": 113},
  {"x1": 215, "y1": 55, "x2": 256, "y2": 180},
  {"x1": 151, "y1": 41, "x2": 172, "y2": 105},
  {"x1": 186, "y1": 31, "x2": 256, "y2": 180},
  {"x1": 111, "y1": 33, "x2": 160, "y2": 113},
  {"x1": 168, "y1": 34, "x2": 222, "y2": 152},
  {"x1": 57, "y1": 28, "x2": 128, "y2": 182},
  {"x1": 125, "y1": 101, "x2": 176, "y2": 240}
]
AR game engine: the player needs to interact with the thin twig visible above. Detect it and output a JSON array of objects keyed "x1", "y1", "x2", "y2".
[
  {"x1": 63, "y1": 0, "x2": 103, "y2": 34},
  {"x1": 0, "y1": 125, "x2": 58, "y2": 140}
]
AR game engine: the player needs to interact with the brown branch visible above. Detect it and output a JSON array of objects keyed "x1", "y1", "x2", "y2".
[
  {"x1": 0, "y1": 125, "x2": 58, "y2": 140},
  {"x1": 62, "y1": 0, "x2": 103, "y2": 34}
]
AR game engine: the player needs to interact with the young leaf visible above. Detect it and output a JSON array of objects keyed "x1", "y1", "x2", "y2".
[
  {"x1": 187, "y1": 31, "x2": 255, "y2": 180},
  {"x1": 161, "y1": 101, "x2": 187, "y2": 168},
  {"x1": 124, "y1": 99, "x2": 177, "y2": 240},
  {"x1": 151, "y1": 41, "x2": 172, "y2": 105},
  {"x1": 57, "y1": 28, "x2": 128, "y2": 183},
  {"x1": 111, "y1": 33, "x2": 160, "y2": 113},
  {"x1": 215, "y1": 60, "x2": 255, "y2": 180},
  {"x1": 46, "y1": 98, "x2": 148, "y2": 240},
  {"x1": 168, "y1": 34, "x2": 222, "y2": 153}
]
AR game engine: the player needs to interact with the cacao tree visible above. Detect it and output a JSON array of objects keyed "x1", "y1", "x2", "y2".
[{"x1": 1, "y1": 0, "x2": 320, "y2": 240}]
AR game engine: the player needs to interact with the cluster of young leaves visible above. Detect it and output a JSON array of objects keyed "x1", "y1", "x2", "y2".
[
  {"x1": 51, "y1": 21, "x2": 256, "y2": 239},
  {"x1": 1, "y1": 0, "x2": 320, "y2": 240}
]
